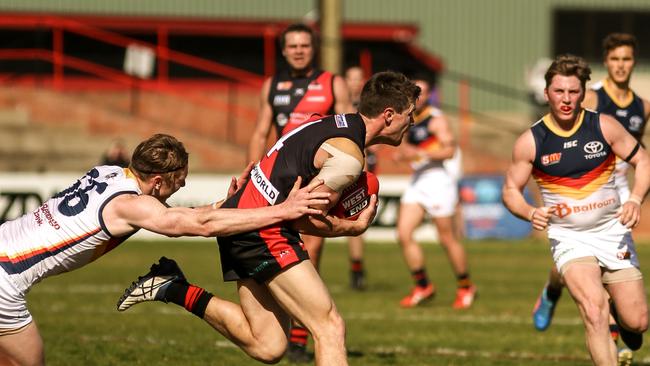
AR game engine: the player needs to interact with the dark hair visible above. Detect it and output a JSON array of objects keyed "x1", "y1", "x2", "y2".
[
  {"x1": 602, "y1": 33, "x2": 637, "y2": 58},
  {"x1": 280, "y1": 23, "x2": 317, "y2": 49},
  {"x1": 358, "y1": 71, "x2": 421, "y2": 117},
  {"x1": 544, "y1": 54, "x2": 591, "y2": 90},
  {"x1": 130, "y1": 134, "x2": 189, "y2": 181}
]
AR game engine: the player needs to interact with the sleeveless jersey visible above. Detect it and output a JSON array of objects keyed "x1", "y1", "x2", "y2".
[
  {"x1": 531, "y1": 110, "x2": 622, "y2": 234},
  {"x1": 0, "y1": 166, "x2": 140, "y2": 292},
  {"x1": 219, "y1": 113, "x2": 365, "y2": 266},
  {"x1": 407, "y1": 106, "x2": 445, "y2": 171},
  {"x1": 593, "y1": 80, "x2": 647, "y2": 141},
  {"x1": 407, "y1": 105, "x2": 461, "y2": 178},
  {"x1": 268, "y1": 70, "x2": 335, "y2": 136}
]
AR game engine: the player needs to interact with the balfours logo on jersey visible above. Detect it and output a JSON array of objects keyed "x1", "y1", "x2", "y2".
[
  {"x1": 541, "y1": 152, "x2": 562, "y2": 166},
  {"x1": 553, "y1": 198, "x2": 616, "y2": 218},
  {"x1": 251, "y1": 164, "x2": 279, "y2": 205},
  {"x1": 273, "y1": 95, "x2": 290, "y2": 106},
  {"x1": 583, "y1": 141, "x2": 606, "y2": 159}
]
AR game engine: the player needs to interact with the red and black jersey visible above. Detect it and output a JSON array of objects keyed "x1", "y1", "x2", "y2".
[
  {"x1": 268, "y1": 69, "x2": 335, "y2": 136},
  {"x1": 218, "y1": 113, "x2": 366, "y2": 282}
]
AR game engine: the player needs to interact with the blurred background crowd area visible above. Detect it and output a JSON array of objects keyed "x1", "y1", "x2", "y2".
[
  {"x1": 1, "y1": 0, "x2": 648, "y2": 173},
  {"x1": 0, "y1": 0, "x2": 649, "y2": 235}
]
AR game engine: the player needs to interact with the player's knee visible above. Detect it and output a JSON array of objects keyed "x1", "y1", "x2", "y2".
[
  {"x1": 396, "y1": 228, "x2": 412, "y2": 246},
  {"x1": 312, "y1": 307, "x2": 346, "y2": 344},
  {"x1": 624, "y1": 311, "x2": 648, "y2": 333},
  {"x1": 581, "y1": 300, "x2": 609, "y2": 327},
  {"x1": 251, "y1": 338, "x2": 288, "y2": 364}
]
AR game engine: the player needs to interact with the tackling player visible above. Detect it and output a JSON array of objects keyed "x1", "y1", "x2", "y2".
[{"x1": 118, "y1": 71, "x2": 420, "y2": 365}]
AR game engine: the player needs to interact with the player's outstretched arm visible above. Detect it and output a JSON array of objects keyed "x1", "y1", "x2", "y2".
[{"x1": 104, "y1": 177, "x2": 330, "y2": 238}]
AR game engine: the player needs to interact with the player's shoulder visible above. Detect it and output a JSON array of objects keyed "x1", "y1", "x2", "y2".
[{"x1": 590, "y1": 80, "x2": 604, "y2": 91}]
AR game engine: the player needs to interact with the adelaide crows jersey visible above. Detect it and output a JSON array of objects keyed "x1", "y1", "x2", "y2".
[
  {"x1": 531, "y1": 110, "x2": 623, "y2": 234},
  {"x1": 268, "y1": 70, "x2": 335, "y2": 136},
  {"x1": 592, "y1": 79, "x2": 647, "y2": 141},
  {"x1": 0, "y1": 166, "x2": 139, "y2": 292},
  {"x1": 407, "y1": 106, "x2": 445, "y2": 171}
]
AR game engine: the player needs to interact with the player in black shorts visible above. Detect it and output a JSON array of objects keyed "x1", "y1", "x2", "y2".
[{"x1": 119, "y1": 71, "x2": 420, "y2": 365}]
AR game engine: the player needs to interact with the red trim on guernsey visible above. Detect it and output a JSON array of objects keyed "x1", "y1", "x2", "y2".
[
  {"x1": 0, "y1": 227, "x2": 102, "y2": 263},
  {"x1": 258, "y1": 226, "x2": 300, "y2": 268},
  {"x1": 532, "y1": 153, "x2": 615, "y2": 189}
]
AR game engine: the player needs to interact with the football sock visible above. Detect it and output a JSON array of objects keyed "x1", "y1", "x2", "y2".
[
  {"x1": 350, "y1": 259, "x2": 363, "y2": 273},
  {"x1": 412, "y1": 268, "x2": 430, "y2": 288},
  {"x1": 546, "y1": 283, "x2": 562, "y2": 302},
  {"x1": 290, "y1": 326, "x2": 309, "y2": 347},
  {"x1": 456, "y1": 273, "x2": 472, "y2": 289},
  {"x1": 164, "y1": 282, "x2": 213, "y2": 318}
]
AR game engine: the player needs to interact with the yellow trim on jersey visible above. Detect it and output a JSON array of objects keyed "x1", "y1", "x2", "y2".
[
  {"x1": 602, "y1": 78, "x2": 634, "y2": 108},
  {"x1": 534, "y1": 161, "x2": 615, "y2": 200},
  {"x1": 414, "y1": 106, "x2": 433, "y2": 124},
  {"x1": 124, "y1": 167, "x2": 136, "y2": 179},
  {"x1": 542, "y1": 110, "x2": 585, "y2": 138}
]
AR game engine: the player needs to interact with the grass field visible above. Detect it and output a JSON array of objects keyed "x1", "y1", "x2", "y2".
[{"x1": 29, "y1": 238, "x2": 650, "y2": 366}]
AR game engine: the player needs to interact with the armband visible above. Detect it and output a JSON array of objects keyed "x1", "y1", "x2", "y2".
[{"x1": 624, "y1": 142, "x2": 641, "y2": 163}]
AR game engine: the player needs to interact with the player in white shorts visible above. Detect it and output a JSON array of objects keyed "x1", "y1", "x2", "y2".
[
  {"x1": 393, "y1": 74, "x2": 476, "y2": 309},
  {"x1": 503, "y1": 55, "x2": 650, "y2": 365},
  {"x1": 0, "y1": 133, "x2": 348, "y2": 366},
  {"x1": 532, "y1": 33, "x2": 650, "y2": 365}
]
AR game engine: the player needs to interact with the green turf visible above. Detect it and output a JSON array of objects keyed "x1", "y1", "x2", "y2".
[{"x1": 28, "y1": 238, "x2": 650, "y2": 365}]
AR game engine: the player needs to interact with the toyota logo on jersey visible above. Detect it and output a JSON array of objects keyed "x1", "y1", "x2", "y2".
[
  {"x1": 583, "y1": 141, "x2": 606, "y2": 160},
  {"x1": 583, "y1": 141, "x2": 603, "y2": 154}
]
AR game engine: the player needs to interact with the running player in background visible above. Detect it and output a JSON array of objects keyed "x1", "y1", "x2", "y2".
[
  {"x1": 246, "y1": 24, "x2": 354, "y2": 361},
  {"x1": 504, "y1": 54, "x2": 650, "y2": 365},
  {"x1": 118, "y1": 71, "x2": 420, "y2": 366},
  {"x1": 0, "y1": 133, "x2": 331, "y2": 366},
  {"x1": 393, "y1": 74, "x2": 475, "y2": 309},
  {"x1": 532, "y1": 33, "x2": 650, "y2": 366}
]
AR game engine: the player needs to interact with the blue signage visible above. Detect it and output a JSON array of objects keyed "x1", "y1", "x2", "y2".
[{"x1": 459, "y1": 175, "x2": 532, "y2": 239}]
